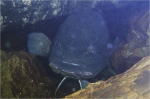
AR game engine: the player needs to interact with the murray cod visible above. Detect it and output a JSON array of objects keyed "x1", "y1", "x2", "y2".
[{"x1": 27, "y1": 9, "x2": 119, "y2": 95}]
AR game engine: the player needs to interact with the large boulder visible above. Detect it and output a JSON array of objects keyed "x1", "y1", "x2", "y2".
[
  {"x1": 65, "y1": 56, "x2": 150, "y2": 98},
  {"x1": 1, "y1": 0, "x2": 135, "y2": 33},
  {"x1": 110, "y1": 7, "x2": 149, "y2": 73},
  {"x1": 1, "y1": 0, "x2": 97, "y2": 32},
  {"x1": 1, "y1": 50, "x2": 56, "y2": 98}
]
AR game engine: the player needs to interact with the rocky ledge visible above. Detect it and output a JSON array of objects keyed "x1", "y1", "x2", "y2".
[{"x1": 65, "y1": 56, "x2": 150, "y2": 98}]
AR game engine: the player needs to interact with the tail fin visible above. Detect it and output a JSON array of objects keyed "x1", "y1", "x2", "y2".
[{"x1": 27, "y1": 32, "x2": 51, "y2": 58}]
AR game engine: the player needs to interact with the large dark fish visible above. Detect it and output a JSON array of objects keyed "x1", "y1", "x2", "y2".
[{"x1": 27, "y1": 9, "x2": 119, "y2": 95}]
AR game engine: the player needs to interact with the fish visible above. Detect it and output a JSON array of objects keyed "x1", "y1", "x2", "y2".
[
  {"x1": 27, "y1": 33, "x2": 51, "y2": 58},
  {"x1": 27, "y1": 9, "x2": 119, "y2": 95}
]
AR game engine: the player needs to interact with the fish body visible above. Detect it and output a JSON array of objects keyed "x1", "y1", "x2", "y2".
[{"x1": 49, "y1": 9, "x2": 110, "y2": 79}]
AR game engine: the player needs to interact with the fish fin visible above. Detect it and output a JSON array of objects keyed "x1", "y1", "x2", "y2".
[
  {"x1": 79, "y1": 80, "x2": 89, "y2": 89},
  {"x1": 27, "y1": 33, "x2": 51, "y2": 58},
  {"x1": 109, "y1": 37, "x2": 119, "y2": 56},
  {"x1": 55, "y1": 77, "x2": 67, "y2": 95}
]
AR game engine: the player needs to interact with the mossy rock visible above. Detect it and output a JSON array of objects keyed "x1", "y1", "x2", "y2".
[{"x1": 1, "y1": 50, "x2": 56, "y2": 98}]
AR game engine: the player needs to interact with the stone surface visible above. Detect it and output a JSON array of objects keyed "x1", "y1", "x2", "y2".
[
  {"x1": 1, "y1": 0, "x2": 133, "y2": 33},
  {"x1": 110, "y1": 7, "x2": 149, "y2": 73},
  {"x1": 1, "y1": 50, "x2": 56, "y2": 98},
  {"x1": 65, "y1": 56, "x2": 150, "y2": 98},
  {"x1": 1, "y1": 0, "x2": 97, "y2": 33}
]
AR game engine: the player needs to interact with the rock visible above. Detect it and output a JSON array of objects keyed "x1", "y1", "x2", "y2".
[
  {"x1": 65, "y1": 56, "x2": 150, "y2": 98},
  {"x1": 1, "y1": 0, "x2": 98, "y2": 33},
  {"x1": 1, "y1": 50, "x2": 56, "y2": 98},
  {"x1": 1, "y1": 0, "x2": 135, "y2": 33},
  {"x1": 110, "y1": 7, "x2": 149, "y2": 73}
]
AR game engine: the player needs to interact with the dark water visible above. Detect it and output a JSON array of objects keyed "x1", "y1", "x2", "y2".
[{"x1": 1, "y1": 1, "x2": 149, "y2": 98}]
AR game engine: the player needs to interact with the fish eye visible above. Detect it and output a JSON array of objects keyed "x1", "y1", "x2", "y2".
[{"x1": 86, "y1": 45, "x2": 96, "y2": 54}]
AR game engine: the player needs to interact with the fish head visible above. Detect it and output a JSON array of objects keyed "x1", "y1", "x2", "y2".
[{"x1": 49, "y1": 36, "x2": 110, "y2": 79}]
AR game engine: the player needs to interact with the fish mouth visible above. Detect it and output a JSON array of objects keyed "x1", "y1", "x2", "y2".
[{"x1": 49, "y1": 60, "x2": 93, "y2": 79}]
